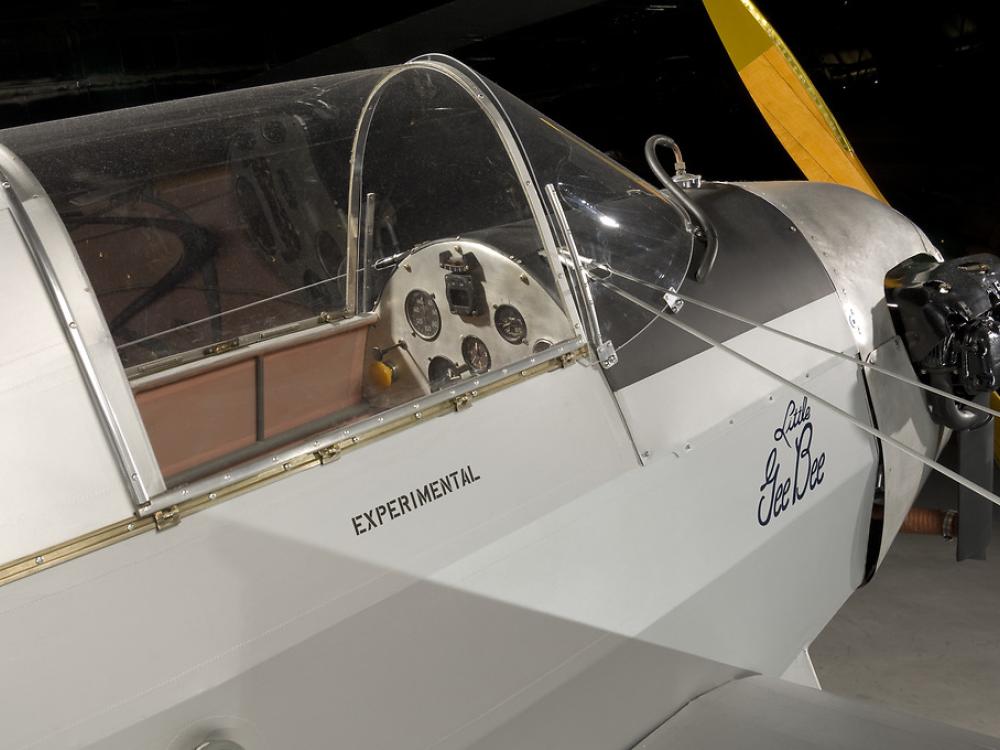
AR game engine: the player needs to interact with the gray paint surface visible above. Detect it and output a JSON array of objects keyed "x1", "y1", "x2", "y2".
[
  {"x1": 604, "y1": 183, "x2": 835, "y2": 391},
  {"x1": 96, "y1": 602, "x2": 746, "y2": 750},
  {"x1": 637, "y1": 675, "x2": 1000, "y2": 749},
  {"x1": 813, "y1": 500, "x2": 1000, "y2": 739}
]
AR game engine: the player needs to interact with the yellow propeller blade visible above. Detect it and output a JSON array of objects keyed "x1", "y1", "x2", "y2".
[{"x1": 702, "y1": 0, "x2": 886, "y2": 203}]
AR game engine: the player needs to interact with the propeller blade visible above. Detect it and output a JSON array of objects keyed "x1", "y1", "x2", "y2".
[{"x1": 702, "y1": 0, "x2": 886, "y2": 203}]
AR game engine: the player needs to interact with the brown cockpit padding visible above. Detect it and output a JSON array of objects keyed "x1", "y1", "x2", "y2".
[
  {"x1": 261, "y1": 327, "x2": 368, "y2": 439},
  {"x1": 135, "y1": 322, "x2": 373, "y2": 481},
  {"x1": 135, "y1": 359, "x2": 257, "y2": 478}
]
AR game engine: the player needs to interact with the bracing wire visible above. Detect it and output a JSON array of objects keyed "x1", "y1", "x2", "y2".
[
  {"x1": 596, "y1": 263, "x2": 1000, "y2": 423},
  {"x1": 116, "y1": 268, "x2": 354, "y2": 351},
  {"x1": 597, "y1": 279, "x2": 1000, "y2": 510}
]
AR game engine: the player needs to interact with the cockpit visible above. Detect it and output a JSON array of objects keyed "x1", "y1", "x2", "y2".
[{"x1": 0, "y1": 55, "x2": 694, "y2": 510}]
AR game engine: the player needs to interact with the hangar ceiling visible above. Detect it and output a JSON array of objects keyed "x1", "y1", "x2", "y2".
[{"x1": 1, "y1": 0, "x2": 997, "y2": 256}]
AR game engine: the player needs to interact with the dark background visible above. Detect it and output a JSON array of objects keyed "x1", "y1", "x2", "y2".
[{"x1": 1, "y1": 0, "x2": 996, "y2": 257}]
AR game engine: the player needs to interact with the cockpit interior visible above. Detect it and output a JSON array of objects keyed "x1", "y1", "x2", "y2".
[{"x1": 0, "y1": 57, "x2": 693, "y2": 494}]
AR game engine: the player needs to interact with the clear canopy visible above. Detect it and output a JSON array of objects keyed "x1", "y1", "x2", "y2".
[
  {"x1": 0, "y1": 56, "x2": 695, "y2": 376},
  {"x1": 484, "y1": 70, "x2": 694, "y2": 352},
  {"x1": 0, "y1": 70, "x2": 388, "y2": 371}
]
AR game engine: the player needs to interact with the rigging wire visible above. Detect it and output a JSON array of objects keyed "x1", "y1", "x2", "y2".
[
  {"x1": 595, "y1": 263, "x2": 1000, "y2": 423},
  {"x1": 116, "y1": 268, "x2": 355, "y2": 351},
  {"x1": 597, "y1": 278, "x2": 1000, "y2": 510}
]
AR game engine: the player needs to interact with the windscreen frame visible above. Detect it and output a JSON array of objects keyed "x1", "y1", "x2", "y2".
[
  {"x1": 350, "y1": 59, "x2": 587, "y2": 341},
  {"x1": 409, "y1": 54, "x2": 696, "y2": 371}
]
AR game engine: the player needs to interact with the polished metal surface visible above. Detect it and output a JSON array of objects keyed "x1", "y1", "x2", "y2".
[
  {"x1": 740, "y1": 181, "x2": 945, "y2": 561},
  {"x1": 737, "y1": 180, "x2": 941, "y2": 358},
  {"x1": 365, "y1": 238, "x2": 577, "y2": 401},
  {"x1": 360, "y1": 190, "x2": 376, "y2": 313}
]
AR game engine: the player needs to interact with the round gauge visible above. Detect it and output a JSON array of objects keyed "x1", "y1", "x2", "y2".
[
  {"x1": 532, "y1": 339, "x2": 553, "y2": 353},
  {"x1": 428, "y1": 356, "x2": 458, "y2": 389},
  {"x1": 461, "y1": 336, "x2": 492, "y2": 374},
  {"x1": 494, "y1": 304, "x2": 527, "y2": 344},
  {"x1": 405, "y1": 289, "x2": 441, "y2": 340}
]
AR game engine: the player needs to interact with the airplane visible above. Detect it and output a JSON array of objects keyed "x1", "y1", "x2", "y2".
[{"x1": 0, "y1": 1, "x2": 998, "y2": 748}]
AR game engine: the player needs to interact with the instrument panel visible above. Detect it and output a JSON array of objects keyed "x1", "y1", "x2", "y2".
[{"x1": 364, "y1": 239, "x2": 577, "y2": 405}]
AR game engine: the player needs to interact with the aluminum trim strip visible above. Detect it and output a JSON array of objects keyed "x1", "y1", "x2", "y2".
[
  {"x1": 0, "y1": 342, "x2": 588, "y2": 587},
  {"x1": 142, "y1": 337, "x2": 587, "y2": 516},
  {"x1": 0, "y1": 167, "x2": 152, "y2": 507},
  {"x1": 130, "y1": 312, "x2": 379, "y2": 392}
]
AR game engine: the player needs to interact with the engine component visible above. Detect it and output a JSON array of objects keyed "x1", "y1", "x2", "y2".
[
  {"x1": 885, "y1": 253, "x2": 1000, "y2": 430},
  {"x1": 901, "y1": 507, "x2": 958, "y2": 539}
]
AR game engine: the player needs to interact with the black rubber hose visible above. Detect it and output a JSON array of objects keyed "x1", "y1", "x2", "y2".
[{"x1": 644, "y1": 134, "x2": 719, "y2": 283}]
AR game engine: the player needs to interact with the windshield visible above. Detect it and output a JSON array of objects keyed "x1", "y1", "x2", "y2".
[
  {"x1": 423, "y1": 57, "x2": 696, "y2": 362},
  {"x1": 351, "y1": 64, "x2": 566, "y2": 314},
  {"x1": 0, "y1": 55, "x2": 694, "y2": 390},
  {"x1": 498, "y1": 84, "x2": 694, "y2": 358}
]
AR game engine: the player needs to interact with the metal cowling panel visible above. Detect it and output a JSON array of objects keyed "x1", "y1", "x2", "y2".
[
  {"x1": 603, "y1": 182, "x2": 837, "y2": 392},
  {"x1": 737, "y1": 180, "x2": 941, "y2": 359},
  {"x1": 741, "y1": 180, "x2": 945, "y2": 567}
]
